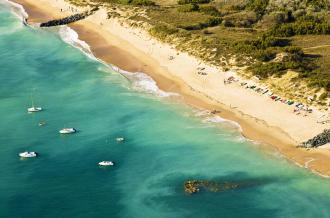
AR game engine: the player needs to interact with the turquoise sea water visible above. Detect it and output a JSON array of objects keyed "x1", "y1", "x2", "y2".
[{"x1": 2, "y1": 2, "x2": 330, "y2": 218}]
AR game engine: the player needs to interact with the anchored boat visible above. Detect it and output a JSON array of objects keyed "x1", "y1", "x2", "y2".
[
  {"x1": 116, "y1": 137, "x2": 124, "y2": 142},
  {"x1": 98, "y1": 161, "x2": 114, "y2": 166},
  {"x1": 27, "y1": 95, "x2": 42, "y2": 113},
  {"x1": 19, "y1": 151, "x2": 37, "y2": 158},
  {"x1": 59, "y1": 128, "x2": 76, "y2": 134},
  {"x1": 28, "y1": 106, "x2": 42, "y2": 113}
]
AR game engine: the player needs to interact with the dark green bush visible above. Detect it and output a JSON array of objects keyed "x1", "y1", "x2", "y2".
[
  {"x1": 131, "y1": 0, "x2": 155, "y2": 5},
  {"x1": 223, "y1": 19, "x2": 234, "y2": 27},
  {"x1": 319, "y1": 92, "x2": 328, "y2": 101},
  {"x1": 178, "y1": 0, "x2": 211, "y2": 4},
  {"x1": 307, "y1": 0, "x2": 330, "y2": 9},
  {"x1": 179, "y1": 17, "x2": 222, "y2": 30},
  {"x1": 199, "y1": 5, "x2": 221, "y2": 16},
  {"x1": 255, "y1": 48, "x2": 277, "y2": 61},
  {"x1": 239, "y1": 36, "x2": 290, "y2": 50},
  {"x1": 177, "y1": 3, "x2": 199, "y2": 12},
  {"x1": 149, "y1": 24, "x2": 178, "y2": 39},
  {"x1": 246, "y1": 0, "x2": 269, "y2": 19},
  {"x1": 250, "y1": 62, "x2": 287, "y2": 78},
  {"x1": 268, "y1": 21, "x2": 330, "y2": 37},
  {"x1": 116, "y1": 0, "x2": 155, "y2": 5}
]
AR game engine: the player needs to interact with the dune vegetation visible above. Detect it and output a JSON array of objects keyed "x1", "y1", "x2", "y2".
[{"x1": 70, "y1": 0, "x2": 330, "y2": 108}]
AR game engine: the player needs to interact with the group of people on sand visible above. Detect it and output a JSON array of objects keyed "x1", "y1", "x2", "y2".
[
  {"x1": 197, "y1": 67, "x2": 207, "y2": 75},
  {"x1": 60, "y1": 6, "x2": 78, "y2": 13},
  {"x1": 242, "y1": 82, "x2": 313, "y2": 116},
  {"x1": 223, "y1": 76, "x2": 238, "y2": 85},
  {"x1": 223, "y1": 75, "x2": 314, "y2": 117}
]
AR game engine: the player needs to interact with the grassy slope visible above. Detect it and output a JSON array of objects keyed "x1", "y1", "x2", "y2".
[{"x1": 71, "y1": 0, "x2": 330, "y2": 108}]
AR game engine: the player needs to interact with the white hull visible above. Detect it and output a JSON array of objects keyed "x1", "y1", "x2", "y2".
[
  {"x1": 98, "y1": 161, "x2": 114, "y2": 166},
  {"x1": 19, "y1": 151, "x2": 37, "y2": 158},
  {"x1": 116, "y1": 137, "x2": 124, "y2": 142},
  {"x1": 59, "y1": 128, "x2": 76, "y2": 134},
  {"x1": 28, "y1": 107, "x2": 42, "y2": 112}
]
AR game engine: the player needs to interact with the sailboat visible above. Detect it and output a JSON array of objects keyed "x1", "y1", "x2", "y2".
[{"x1": 27, "y1": 95, "x2": 42, "y2": 113}]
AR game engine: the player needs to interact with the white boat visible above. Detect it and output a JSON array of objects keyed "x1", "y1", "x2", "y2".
[
  {"x1": 38, "y1": 121, "x2": 46, "y2": 126},
  {"x1": 19, "y1": 151, "x2": 37, "y2": 158},
  {"x1": 116, "y1": 137, "x2": 124, "y2": 142},
  {"x1": 28, "y1": 106, "x2": 42, "y2": 113},
  {"x1": 59, "y1": 128, "x2": 76, "y2": 134},
  {"x1": 98, "y1": 161, "x2": 114, "y2": 166},
  {"x1": 27, "y1": 95, "x2": 42, "y2": 113}
]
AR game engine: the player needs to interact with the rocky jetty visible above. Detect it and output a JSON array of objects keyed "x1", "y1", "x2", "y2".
[
  {"x1": 300, "y1": 129, "x2": 330, "y2": 148},
  {"x1": 40, "y1": 7, "x2": 98, "y2": 27}
]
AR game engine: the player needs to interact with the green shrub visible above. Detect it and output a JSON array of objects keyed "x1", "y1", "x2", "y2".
[
  {"x1": 177, "y1": 0, "x2": 211, "y2": 4},
  {"x1": 179, "y1": 17, "x2": 222, "y2": 30},
  {"x1": 131, "y1": 0, "x2": 155, "y2": 5},
  {"x1": 149, "y1": 24, "x2": 178, "y2": 39},
  {"x1": 268, "y1": 21, "x2": 330, "y2": 37},
  {"x1": 255, "y1": 48, "x2": 277, "y2": 61},
  {"x1": 250, "y1": 62, "x2": 287, "y2": 78},
  {"x1": 177, "y1": 3, "x2": 199, "y2": 12},
  {"x1": 246, "y1": 0, "x2": 269, "y2": 19},
  {"x1": 319, "y1": 93, "x2": 328, "y2": 101},
  {"x1": 116, "y1": 0, "x2": 155, "y2": 5},
  {"x1": 307, "y1": 0, "x2": 330, "y2": 9},
  {"x1": 199, "y1": 5, "x2": 221, "y2": 16},
  {"x1": 240, "y1": 36, "x2": 290, "y2": 50},
  {"x1": 223, "y1": 19, "x2": 234, "y2": 27}
]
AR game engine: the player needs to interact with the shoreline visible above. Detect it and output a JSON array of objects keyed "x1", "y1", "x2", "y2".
[{"x1": 9, "y1": 0, "x2": 330, "y2": 177}]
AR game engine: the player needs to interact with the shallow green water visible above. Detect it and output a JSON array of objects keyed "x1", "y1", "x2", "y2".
[{"x1": 1, "y1": 2, "x2": 330, "y2": 217}]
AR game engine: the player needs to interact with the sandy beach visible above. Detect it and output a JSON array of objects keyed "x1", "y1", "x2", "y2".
[{"x1": 10, "y1": 0, "x2": 330, "y2": 176}]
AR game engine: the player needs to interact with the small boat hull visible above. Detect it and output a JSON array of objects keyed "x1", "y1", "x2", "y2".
[
  {"x1": 59, "y1": 128, "x2": 76, "y2": 134},
  {"x1": 19, "y1": 151, "x2": 37, "y2": 158},
  {"x1": 116, "y1": 137, "x2": 124, "y2": 142},
  {"x1": 28, "y1": 107, "x2": 42, "y2": 113},
  {"x1": 98, "y1": 161, "x2": 114, "y2": 166}
]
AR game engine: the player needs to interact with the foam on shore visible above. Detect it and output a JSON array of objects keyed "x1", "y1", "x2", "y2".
[
  {"x1": 112, "y1": 67, "x2": 175, "y2": 97},
  {"x1": 58, "y1": 25, "x2": 97, "y2": 61},
  {"x1": 55, "y1": 23, "x2": 174, "y2": 98},
  {"x1": 0, "y1": 0, "x2": 27, "y2": 35},
  {"x1": 3, "y1": 0, "x2": 28, "y2": 20}
]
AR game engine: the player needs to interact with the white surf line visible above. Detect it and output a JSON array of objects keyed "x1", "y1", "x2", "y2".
[{"x1": 304, "y1": 158, "x2": 316, "y2": 169}]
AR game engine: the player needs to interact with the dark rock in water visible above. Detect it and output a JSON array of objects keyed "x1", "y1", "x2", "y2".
[
  {"x1": 184, "y1": 180, "x2": 247, "y2": 194},
  {"x1": 300, "y1": 129, "x2": 330, "y2": 148},
  {"x1": 40, "y1": 7, "x2": 99, "y2": 27},
  {"x1": 184, "y1": 180, "x2": 200, "y2": 194}
]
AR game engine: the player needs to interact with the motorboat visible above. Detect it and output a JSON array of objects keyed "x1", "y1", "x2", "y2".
[
  {"x1": 28, "y1": 106, "x2": 42, "y2": 113},
  {"x1": 98, "y1": 161, "x2": 114, "y2": 166},
  {"x1": 116, "y1": 137, "x2": 124, "y2": 142},
  {"x1": 59, "y1": 128, "x2": 76, "y2": 134},
  {"x1": 38, "y1": 121, "x2": 46, "y2": 126},
  {"x1": 19, "y1": 151, "x2": 37, "y2": 158}
]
